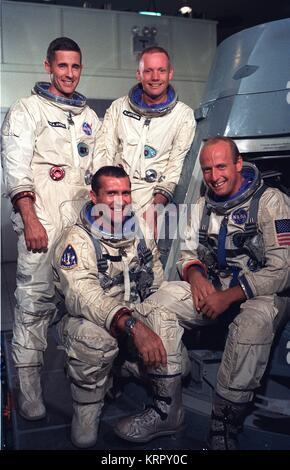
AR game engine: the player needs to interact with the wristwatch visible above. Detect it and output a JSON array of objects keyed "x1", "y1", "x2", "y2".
[{"x1": 124, "y1": 317, "x2": 137, "y2": 336}]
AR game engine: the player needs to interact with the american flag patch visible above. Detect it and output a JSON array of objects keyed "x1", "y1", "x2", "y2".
[{"x1": 275, "y1": 219, "x2": 290, "y2": 246}]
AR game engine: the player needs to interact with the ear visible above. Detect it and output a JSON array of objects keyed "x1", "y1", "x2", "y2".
[
  {"x1": 236, "y1": 155, "x2": 243, "y2": 172},
  {"x1": 90, "y1": 190, "x2": 97, "y2": 205},
  {"x1": 44, "y1": 59, "x2": 51, "y2": 74},
  {"x1": 169, "y1": 66, "x2": 174, "y2": 81},
  {"x1": 136, "y1": 69, "x2": 141, "y2": 82}
]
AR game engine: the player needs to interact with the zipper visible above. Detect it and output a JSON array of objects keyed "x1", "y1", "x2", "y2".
[{"x1": 67, "y1": 112, "x2": 80, "y2": 168}]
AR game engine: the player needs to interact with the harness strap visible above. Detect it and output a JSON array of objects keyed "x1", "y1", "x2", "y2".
[
  {"x1": 199, "y1": 202, "x2": 211, "y2": 244},
  {"x1": 244, "y1": 184, "x2": 267, "y2": 236}
]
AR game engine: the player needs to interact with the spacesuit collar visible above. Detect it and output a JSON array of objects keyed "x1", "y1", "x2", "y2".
[
  {"x1": 205, "y1": 162, "x2": 262, "y2": 214},
  {"x1": 33, "y1": 82, "x2": 87, "y2": 112},
  {"x1": 80, "y1": 201, "x2": 138, "y2": 247},
  {"x1": 128, "y1": 83, "x2": 177, "y2": 117}
]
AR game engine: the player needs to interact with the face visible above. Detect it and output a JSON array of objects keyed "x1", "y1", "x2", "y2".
[
  {"x1": 200, "y1": 141, "x2": 243, "y2": 197},
  {"x1": 136, "y1": 52, "x2": 174, "y2": 105},
  {"x1": 90, "y1": 176, "x2": 132, "y2": 226},
  {"x1": 44, "y1": 50, "x2": 82, "y2": 98}
]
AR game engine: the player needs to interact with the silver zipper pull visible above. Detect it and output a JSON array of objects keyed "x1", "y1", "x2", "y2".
[{"x1": 67, "y1": 112, "x2": 74, "y2": 126}]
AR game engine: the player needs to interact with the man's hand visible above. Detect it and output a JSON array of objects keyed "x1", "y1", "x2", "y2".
[
  {"x1": 115, "y1": 312, "x2": 167, "y2": 368},
  {"x1": 197, "y1": 291, "x2": 230, "y2": 319},
  {"x1": 188, "y1": 267, "x2": 216, "y2": 312},
  {"x1": 24, "y1": 217, "x2": 48, "y2": 252},
  {"x1": 143, "y1": 194, "x2": 168, "y2": 241},
  {"x1": 15, "y1": 197, "x2": 48, "y2": 252},
  {"x1": 132, "y1": 320, "x2": 167, "y2": 368},
  {"x1": 198, "y1": 286, "x2": 246, "y2": 320}
]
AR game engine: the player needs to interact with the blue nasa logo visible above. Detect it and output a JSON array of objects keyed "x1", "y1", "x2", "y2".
[
  {"x1": 82, "y1": 122, "x2": 92, "y2": 136},
  {"x1": 232, "y1": 208, "x2": 247, "y2": 225}
]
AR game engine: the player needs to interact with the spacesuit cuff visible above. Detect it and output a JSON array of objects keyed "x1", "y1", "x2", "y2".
[
  {"x1": 182, "y1": 261, "x2": 206, "y2": 282},
  {"x1": 12, "y1": 191, "x2": 36, "y2": 206},
  {"x1": 105, "y1": 305, "x2": 130, "y2": 332},
  {"x1": 10, "y1": 185, "x2": 35, "y2": 201},
  {"x1": 153, "y1": 186, "x2": 175, "y2": 203},
  {"x1": 238, "y1": 275, "x2": 254, "y2": 299}
]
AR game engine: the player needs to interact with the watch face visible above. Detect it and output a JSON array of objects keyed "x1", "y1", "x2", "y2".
[{"x1": 125, "y1": 317, "x2": 136, "y2": 335}]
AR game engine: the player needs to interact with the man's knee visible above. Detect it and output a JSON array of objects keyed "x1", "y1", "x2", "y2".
[
  {"x1": 60, "y1": 316, "x2": 119, "y2": 366},
  {"x1": 236, "y1": 297, "x2": 277, "y2": 344}
]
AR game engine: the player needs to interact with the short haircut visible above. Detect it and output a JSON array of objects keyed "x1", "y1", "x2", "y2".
[
  {"x1": 138, "y1": 46, "x2": 171, "y2": 67},
  {"x1": 91, "y1": 166, "x2": 130, "y2": 194},
  {"x1": 202, "y1": 137, "x2": 241, "y2": 163},
  {"x1": 46, "y1": 37, "x2": 82, "y2": 64}
]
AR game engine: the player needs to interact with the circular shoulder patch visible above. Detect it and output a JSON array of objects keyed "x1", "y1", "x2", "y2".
[
  {"x1": 82, "y1": 122, "x2": 92, "y2": 136},
  {"x1": 232, "y1": 208, "x2": 248, "y2": 225}
]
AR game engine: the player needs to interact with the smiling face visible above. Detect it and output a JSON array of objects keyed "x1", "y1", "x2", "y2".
[
  {"x1": 90, "y1": 175, "x2": 132, "y2": 227},
  {"x1": 200, "y1": 140, "x2": 244, "y2": 198},
  {"x1": 44, "y1": 50, "x2": 82, "y2": 98},
  {"x1": 136, "y1": 51, "x2": 174, "y2": 105}
]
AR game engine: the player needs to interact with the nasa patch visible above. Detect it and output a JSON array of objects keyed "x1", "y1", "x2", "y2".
[
  {"x1": 232, "y1": 208, "x2": 247, "y2": 225},
  {"x1": 144, "y1": 145, "x2": 157, "y2": 159},
  {"x1": 61, "y1": 245, "x2": 78, "y2": 269},
  {"x1": 82, "y1": 122, "x2": 92, "y2": 136}
]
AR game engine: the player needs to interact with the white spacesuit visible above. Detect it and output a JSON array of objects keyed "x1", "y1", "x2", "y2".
[
  {"x1": 53, "y1": 202, "x2": 184, "y2": 447},
  {"x1": 137, "y1": 162, "x2": 290, "y2": 449},
  {"x1": 1, "y1": 82, "x2": 101, "y2": 417},
  {"x1": 101, "y1": 84, "x2": 196, "y2": 211}
]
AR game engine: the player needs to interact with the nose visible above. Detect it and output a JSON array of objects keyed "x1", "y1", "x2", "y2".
[
  {"x1": 66, "y1": 66, "x2": 74, "y2": 78},
  {"x1": 151, "y1": 69, "x2": 159, "y2": 80},
  {"x1": 211, "y1": 167, "x2": 219, "y2": 181},
  {"x1": 114, "y1": 195, "x2": 124, "y2": 208}
]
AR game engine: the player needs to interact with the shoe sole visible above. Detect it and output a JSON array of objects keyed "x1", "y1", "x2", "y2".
[
  {"x1": 114, "y1": 423, "x2": 185, "y2": 444},
  {"x1": 71, "y1": 435, "x2": 97, "y2": 449},
  {"x1": 18, "y1": 408, "x2": 46, "y2": 421}
]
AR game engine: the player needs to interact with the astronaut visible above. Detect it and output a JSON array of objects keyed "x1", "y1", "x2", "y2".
[
  {"x1": 100, "y1": 46, "x2": 196, "y2": 234},
  {"x1": 115, "y1": 137, "x2": 290, "y2": 449},
  {"x1": 53, "y1": 166, "x2": 185, "y2": 448},
  {"x1": 1, "y1": 37, "x2": 102, "y2": 421}
]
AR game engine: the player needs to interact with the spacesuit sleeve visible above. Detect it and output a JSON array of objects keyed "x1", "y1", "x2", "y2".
[
  {"x1": 54, "y1": 228, "x2": 129, "y2": 332},
  {"x1": 177, "y1": 197, "x2": 207, "y2": 280},
  {"x1": 238, "y1": 189, "x2": 290, "y2": 298},
  {"x1": 1, "y1": 100, "x2": 37, "y2": 200},
  {"x1": 154, "y1": 105, "x2": 196, "y2": 200},
  {"x1": 90, "y1": 109, "x2": 107, "y2": 172},
  {"x1": 98, "y1": 99, "x2": 122, "y2": 166},
  {"x1": 149, "y1": 238, "x2": 164, "y2": 291}
]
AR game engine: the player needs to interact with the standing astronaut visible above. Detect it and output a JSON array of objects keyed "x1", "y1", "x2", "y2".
[
  {"x1": 1, "y1": 37, "x2": 101, "y2": 421},
  {"x1": 100, "y1": 46, "x2": 196, "y2": 225},
  {"x1": 53, "y1": 166, "x2": 185, "y2": 448},
  {"x1": 116, "y1": 137, "x2": 290, "y2": 449}
]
